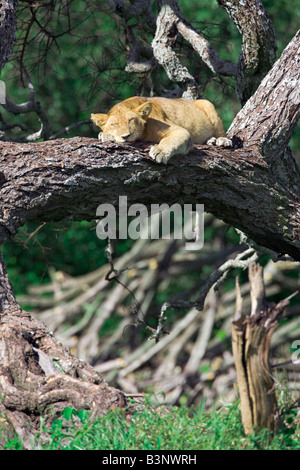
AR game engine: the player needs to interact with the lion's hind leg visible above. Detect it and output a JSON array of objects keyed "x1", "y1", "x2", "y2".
[{"x1": 194, "y1": 100, "x2": 232, "y2": 148}]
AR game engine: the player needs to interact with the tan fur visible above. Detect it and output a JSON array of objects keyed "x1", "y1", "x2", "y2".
[{"x1": 91, "y1": 96, "x2": 232, "y2": 164}]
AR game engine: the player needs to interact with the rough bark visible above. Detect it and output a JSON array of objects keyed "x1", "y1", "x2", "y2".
[
  {"x1": 218, "y1": 0, "x2": 277, "y2": 105},
  {"x1": 0, "y1": 137, "x2": 299, "y2": 260},
  {"x1": 109, "y1": 0, "x2": 275, "y2": 104},
  {"x1": 152, "y1": 0, "x2": 200, "y2": 99},
  {"x1": 151, "y1": 0, "x2": 236, "y2": 99},
  {"x1": 0, "y1": 250, "x2": 21, "y2": 314},
  {"x1": 229, "y1": 30, "x2": 300, "y2": 173},
  {"x1": 232, "y1": 263, "x2": 291, "y2": 434},
  {"x1": 0, "y1": 1, "x2": 18, "y2": 75}
]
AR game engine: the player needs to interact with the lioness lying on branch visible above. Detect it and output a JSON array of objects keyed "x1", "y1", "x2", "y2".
[{"x1": 91, "y1": 96, "x2": 232, "y2": 164}]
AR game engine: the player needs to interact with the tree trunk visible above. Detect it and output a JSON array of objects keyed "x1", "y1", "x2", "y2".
[
  {"x1": 229, "y1": 30, "x2": 300, "y2": 180},
  {"x1": 0, "y1": 250, "x2": 128, "y2": 448},
  {"x1": 0, "y1": 252, "x2": 127, "y2": 449},
  {"x1": 218, "y1": 0, "x2": 277, "y2": 105}
]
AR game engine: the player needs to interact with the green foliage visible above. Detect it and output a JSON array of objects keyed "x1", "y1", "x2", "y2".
[
  {"x1": 2, "y1": 221, "x2": 108, "y2": 297},
  {"x1": 4, "y1": 395, "x2": 300, "y2": 450}
]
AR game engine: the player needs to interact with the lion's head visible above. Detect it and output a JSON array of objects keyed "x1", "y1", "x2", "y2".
[{"x1": 91, "y1": 101, "x2": 152, "y2": 143}]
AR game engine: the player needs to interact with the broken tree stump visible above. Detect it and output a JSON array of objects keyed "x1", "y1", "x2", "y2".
[{"x1": 232, "y1": 262, "x2": 293, "y2": 435}]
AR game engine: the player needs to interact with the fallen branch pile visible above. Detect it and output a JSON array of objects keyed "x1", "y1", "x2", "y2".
[{"x1": 18, "y1": 218, "x2": 300, "y2": 409}]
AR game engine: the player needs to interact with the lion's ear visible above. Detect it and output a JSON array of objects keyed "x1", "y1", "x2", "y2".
[
  {"x1": 91, "y1": 113, "x2": 107, "y2": 128},
  {"x1": 136, "y1": 102, "x2": 152, "y2": 119}
]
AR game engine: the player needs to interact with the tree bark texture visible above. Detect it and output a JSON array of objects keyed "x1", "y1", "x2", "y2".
[
  {"x1": 0, "y1": 252, "x2": 127, "y2": 449},
  {"x1": 0, "y1": 137, "x2": 299, "y2": 260},
  {"x1": 152, "y1": 0, "x2": 236, "y2": 99},
  {"x1": 0, "y1": 1, "x2": 18, "y2": 74},
  {"x1": 229, "y1": 30, "x2": 300, "y2": 177},
  {"x1": 218, "y1": 0, "x2": 277, "y2": 105}
]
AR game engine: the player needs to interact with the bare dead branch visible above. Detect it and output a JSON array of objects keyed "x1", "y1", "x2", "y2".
[
  {"x1": 152, "y1": 0, "x2": 237, "y2": 99},
  {"x1": 194, "y1": 248, "x2": 259, "y2": 311},
  {"x1": 50, "y1": 119, "x2": 91, "y2": 140},
  {"x1": 184, "y1": 290, "x2": 217, "y2": 376},
  {"x1": 2, "y1": 66, "x2": 52, "y2": 140}
]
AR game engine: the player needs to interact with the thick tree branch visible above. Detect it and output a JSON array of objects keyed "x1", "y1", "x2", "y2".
[
  {"x1": 229, "y1": 30, "x2": 300, "y2": 183},
  {"x1": 229, "y1": 30, "x2": 300, "y2": 149},
  {"x1": 0, "y1": 35, "x2": 299, "y2": 257},
  {"x1": 152, "y1": 1, "x2": 199, "y2": 100},
  {"x1": 0, "y1": 137, "x2": 299, "y2": 260}
]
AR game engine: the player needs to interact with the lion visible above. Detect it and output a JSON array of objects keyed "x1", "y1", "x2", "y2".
[{"x1": 91, "y1": 96, "x2": 232, "y2": 164}]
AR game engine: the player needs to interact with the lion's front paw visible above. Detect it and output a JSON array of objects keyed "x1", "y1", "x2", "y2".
[
  {"x1": 207, "y1": 136, "x2": 232, "y2": 148},
  {"x1": 215, "y1": 137, "x2": 232, "y2": 148},
  {"x1": 98, "y1": 132, "x2": 115, "y2": 142},
  {"x1": 149, "y1": 145, "x2": 171, "y2": 164},
  {"x1": 207, "y1": 137, "x2": 217, "y2": 146}
]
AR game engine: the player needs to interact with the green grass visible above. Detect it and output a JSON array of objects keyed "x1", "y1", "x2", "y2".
[{"x1": 4, "y1": 397, "x2": 300, "y2": 450}]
